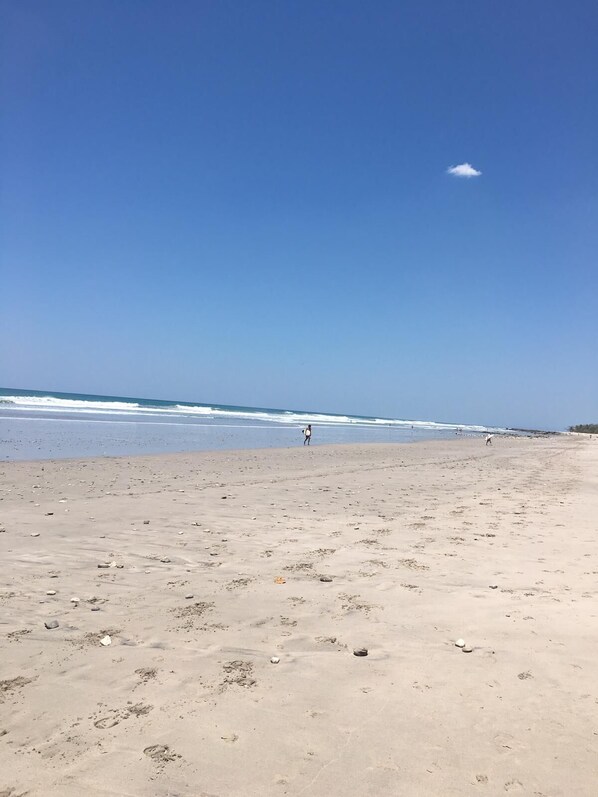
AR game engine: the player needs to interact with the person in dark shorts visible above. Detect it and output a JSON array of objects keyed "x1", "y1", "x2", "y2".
[{"x1": 303, "y1": 424, "x2": 312, "y2": 445}]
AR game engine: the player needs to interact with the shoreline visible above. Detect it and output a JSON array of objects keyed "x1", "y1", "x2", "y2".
[
  {"x1": 0, "y1": 427, "x2": 550, "y2": 466},
  {"x1": 2, "y1": 435, "x2": 596, "y2": 795},
  {"x1": 1, "y1": 434, "x2": 504, "y2": 466}
]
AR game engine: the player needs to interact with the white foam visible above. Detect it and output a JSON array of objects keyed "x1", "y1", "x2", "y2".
[{"x1": 0, "y1": 394, "x2": 495, "y2": 433}]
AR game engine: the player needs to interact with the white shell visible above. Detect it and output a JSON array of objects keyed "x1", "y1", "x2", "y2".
[
  {"x1": 270, "y1": 656, "x2": 280, "y2": 664},
  {"x1": 70, "y1": 597, "x2": 80, "y2": 603},
  {"x1": 462, "y1": 645, "x2": 473, "y2": 653},
  {"x1": 100, "y1": 635, "x2": 112, "y2": 646},
  {"x1": 455, "y1": 639, "x2": 466, "y2": 648},
  {"x1": 46, "y1": 590, "x2": 57, "y2": 596}
]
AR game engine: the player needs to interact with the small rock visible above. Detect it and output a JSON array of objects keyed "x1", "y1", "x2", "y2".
[
  {"x1": 353, "y1": 647, "x2": 368, "y2": 657},
  {"x1": 45, "y1": 512, "x2": 54, "y2": 516},
  {"x1": 191, "y1": 521, "x2": 200, "y2": 526},
  {"x1": 161, "y1": 558, "x2": 171, "y2": 563},
  {"x1": 221, "y1": 496, "x2": 227, "y2": 500},
  {"x1": 185, "y1": 594, "x2": 194, "y2": 599},
  {"x1": 143, "y1": 520, "x2": 150, "y2": 524},
  {"x1": 489, "y1": 584, "x2": 498, "y2": 589},
  {"x1": 270, "y1": 656, "x2": 280, "y2": 664},
  {"x1": 455, "y1": 639, "x2": 466, "y2": 648},
  {"x1": 100, "y1": 635, "x2": 111, "y2": 646},
  {"x1": 70, "y1": 597, "x2": 80, "y2": 604},
  {"x1": 319, "y1": 576, "x2": 333, "y2": 583},
  {"x1": 462, "y1": 645, "x2": 473, "y2": 653},
  {"x1": 91, "y1": 606, "x2": 100, "y2": 612},
  {"x1": 116, "y1": 564, "x2": 124, "y2": 569},
  {"x1": 97, "y1": 563, "x2": 110, "y2": 568},
  {"x1": 31, "y1": 533, "x2": 40, "y2": 537},
  {"x1": 46, "y1": 590, "x2": 57, "y2": 596},
  {"x1": 44, "y1": 620, "x2": 59, "y2": 629}
]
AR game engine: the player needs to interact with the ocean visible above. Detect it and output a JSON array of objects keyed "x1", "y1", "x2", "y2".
[{"x1": 0, "y1": 387, "x2": 505, "y2": 461}]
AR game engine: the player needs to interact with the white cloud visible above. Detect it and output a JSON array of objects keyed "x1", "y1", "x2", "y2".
[{"x1": 447, "y1": 162, "x2": 482, "y2": 178}]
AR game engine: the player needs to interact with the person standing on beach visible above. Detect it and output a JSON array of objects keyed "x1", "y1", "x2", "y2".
[
  {"x1": 303, "y1": 425, "x2": 312, "y2": 445},
  {"x1": 485, "y1": 434, "x2": 493, "y2": 446}
]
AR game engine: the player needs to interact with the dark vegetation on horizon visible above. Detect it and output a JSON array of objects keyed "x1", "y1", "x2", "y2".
[{"x1": 568, "y1": 424, "x2": 598, "y2": 434}]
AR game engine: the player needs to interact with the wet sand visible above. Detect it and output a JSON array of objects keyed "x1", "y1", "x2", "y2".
[{"x1": 1, "y1": 436, "x2": 597, "y2": 796}]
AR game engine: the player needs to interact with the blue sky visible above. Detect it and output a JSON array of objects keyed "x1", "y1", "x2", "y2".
[{"x1": 1, "y1": 0, "x2": 596, "y2": 430}]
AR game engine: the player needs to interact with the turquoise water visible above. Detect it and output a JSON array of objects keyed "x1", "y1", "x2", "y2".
[{"x1": 0, "y1": 387, "x2": 501, "y2": 461}]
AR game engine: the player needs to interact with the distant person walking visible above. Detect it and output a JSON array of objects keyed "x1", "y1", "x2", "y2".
[
  {"x1": 485, "y1": 434, "x2": 493, "y2": 446},
  {"x1": 303, "y1": 424, "x2": 312, "y2": 446}
]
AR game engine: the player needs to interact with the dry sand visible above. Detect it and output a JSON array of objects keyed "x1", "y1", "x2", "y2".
[{"x1": 1, "y1": 436, "x2": 597, "y2": 796}]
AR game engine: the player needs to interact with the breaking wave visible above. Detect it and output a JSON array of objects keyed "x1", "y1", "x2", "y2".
[{"x1": 0, "y1": 392, "x2": 494, "y2": 433}]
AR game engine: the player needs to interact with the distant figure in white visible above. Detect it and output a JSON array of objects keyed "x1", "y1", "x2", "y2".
[
  {"x1": 485, "y1": 434, "x2": 493, "y2": 446},
  {"x1": 303, "y1": 425, "x2": 312, "y2": 446}
]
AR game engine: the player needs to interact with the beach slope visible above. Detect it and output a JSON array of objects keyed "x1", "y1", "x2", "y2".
[{"x1": 1, "y1": 436, "x2": 597, "y2": 795}]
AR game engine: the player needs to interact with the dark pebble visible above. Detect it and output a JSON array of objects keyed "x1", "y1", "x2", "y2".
[
  {"x1": 143, "y1": 520, "x2": 150, "y2": 525},
  {"x1": 44, "y1": 620, "x2": 60, "y2": 630},
  {"x1": 91, "y1": 606, "x2": 100, "y2": 612},
  {"x1": 97, "y1": 563, "x2": 110, "y2": 568},
  {"x1": 353, "y1": 647, "x2": 368, "y2": 657},
  {"x1": 320, "y1": 576, "x2": 333, "y2": 583}
]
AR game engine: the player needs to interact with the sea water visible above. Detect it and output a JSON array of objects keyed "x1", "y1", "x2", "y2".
[{"x1": 0, "y1": 387, "x2": 505, "y2": 461}]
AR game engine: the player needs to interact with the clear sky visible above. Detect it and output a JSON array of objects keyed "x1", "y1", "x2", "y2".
[{"x1": 1, "y1": 1, "x2": 597, "y2": 430}]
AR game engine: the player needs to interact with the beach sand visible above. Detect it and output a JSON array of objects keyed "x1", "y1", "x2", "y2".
[{"x1": 1, "y1": 436, "x2": 597, "y2": 796}]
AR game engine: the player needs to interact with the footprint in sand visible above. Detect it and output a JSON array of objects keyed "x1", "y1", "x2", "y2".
[
  {"x1": 93, "y1": 703, "x2": 152, "y2": 729},
  {"x1": 135, "y1": 667, "x2": 158, "y2": 684},
  {"x1": 143, "y1": 744, "x2": 179, "y2": 764},
  {"x1": 222, "y1": 660, "x2": 256, "y2": 688},
  {"x1": 0, "y1": 676, "x2": 35, "y2": 696}
]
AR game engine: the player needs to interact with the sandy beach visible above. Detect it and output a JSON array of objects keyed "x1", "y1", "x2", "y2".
[{"x1": 1, "y1": 435, "x2": 597, "y2": 796}]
